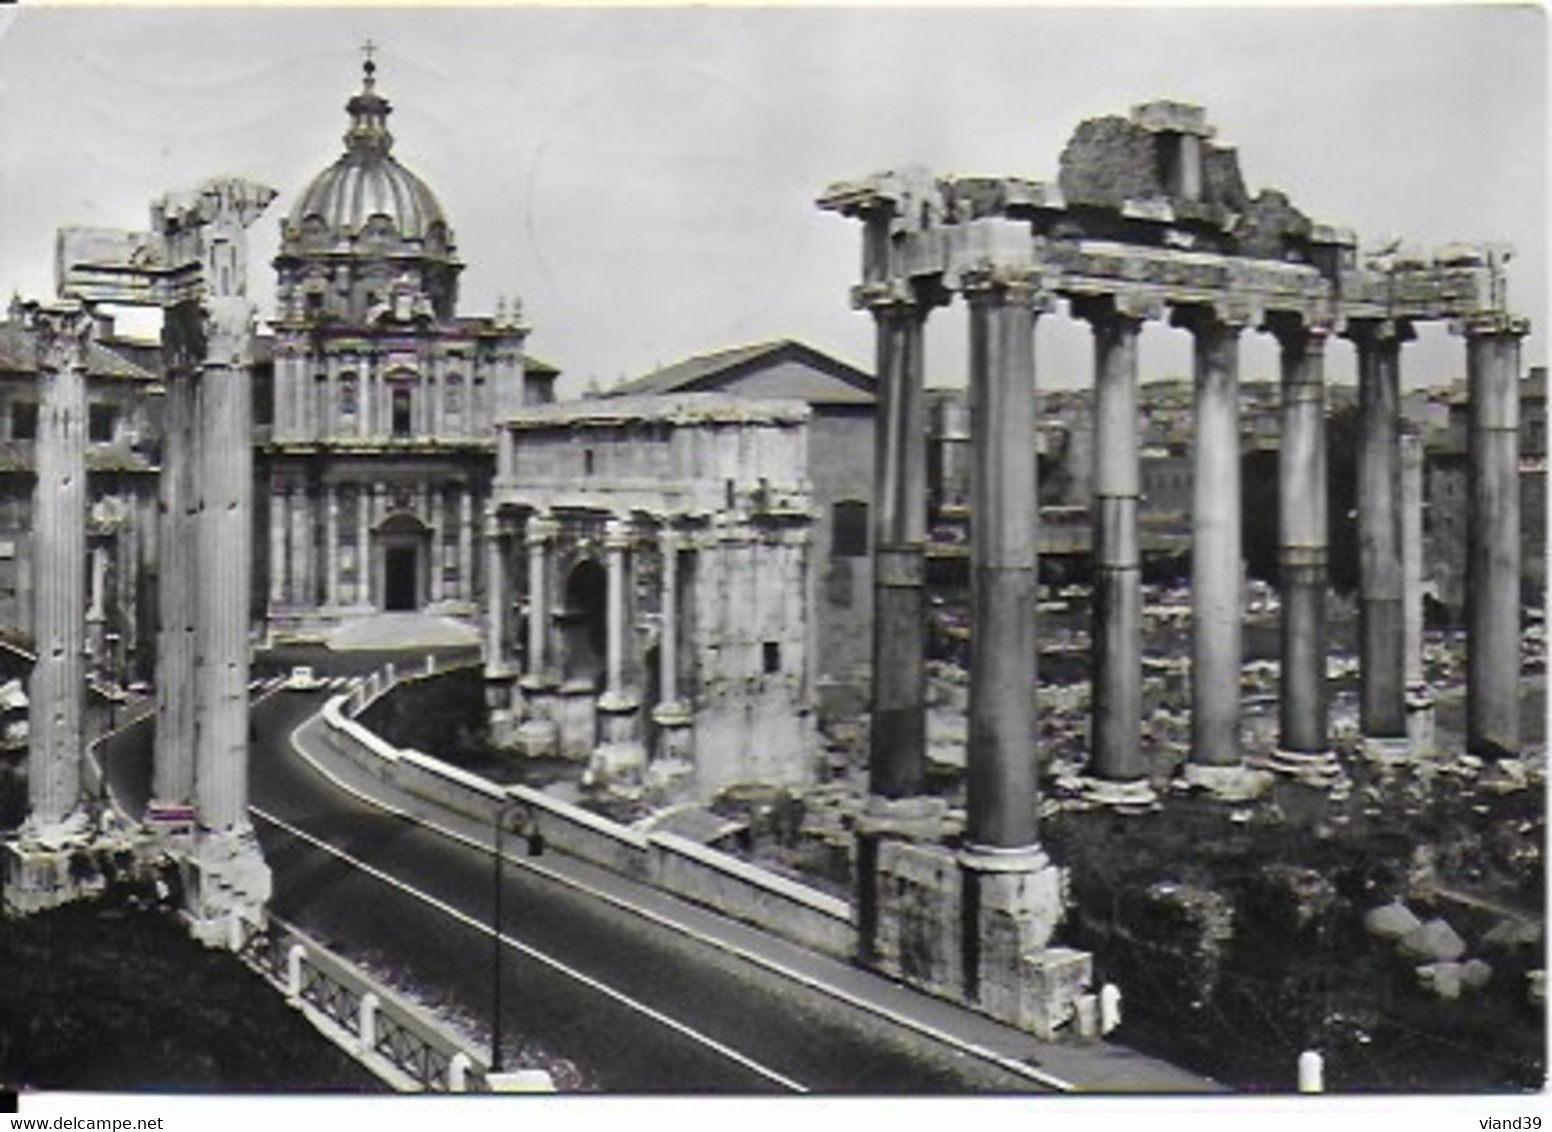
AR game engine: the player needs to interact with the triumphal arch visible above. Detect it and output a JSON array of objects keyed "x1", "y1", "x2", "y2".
[{"x1": 821, "y1": 101, "x2": 1528, "y2": 1036}]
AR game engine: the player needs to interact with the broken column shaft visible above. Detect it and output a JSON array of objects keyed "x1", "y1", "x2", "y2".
[
  {"x1": 26, "y1": 306, "x2": 91, "y2": 830},
  {"x1": 1351, "y1": 320, "x2": 1411, "y2": 742},
  {"x1": 866, "y1": 293, "x2": 931, "y2": 799},
  {"x1": 1079, "y1": 298, "x2": 1148, "y2": 785},
  {"x1": 1464, "y1": 313, "x2": 1528, "y2": 758},
  {"x1": 964, "y1": 272, "x2": 1045, "y2": 850},
  {"x1": 1276, "y1": 322, "x2": 1330, "y2": 756},
  {"x1": 1177, "y1": 306, "x2": 1245, "y2": 768}
]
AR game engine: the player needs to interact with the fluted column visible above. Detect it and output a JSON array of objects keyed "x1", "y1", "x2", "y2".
[
  {"x1": 865, "y1": 291, "x2": 932, "y2": 799},
  {"x1": 324, "y1": 483, "x2": 340, "y2": 608},
  {"x1": 289, "y1": 485, "x2": 311, "y2": 609},
  {"x1": 1402, "y1": 432, "x2": 1426, "y2": 689},
  {"x1": 1349, "y1": 319, "x2": 1412, "y2": 742},
  {"x1": 195, "y1": 295, "x2": 256, "y2": 833},
  {"x1": 26, "y1": 305, "x2": 90, "y2": 831},
  {"x1": 1275, "y1": 320, "x2": 1331, "y2": 757},
  {"x1": 1174, "y1": 305, "x2": 1246, "y2": 768},
  {"x1": 658, "y1": 528, "x2": 682, "y2": 708},
  {"x1": 963, "y1": 272, "x2": 1046, "y2": 851},
  {"x1": 484, "y1": 509, "x2": 509, "y2": 674},
  {"x1": 1075, "y1": 296, "x2": 1151, "y2": 786},
  {"x1": 1463, "y1": 312, "x2": 1529, "y2": 758},
  {"x1": 153, "y1": 303, "x2": 201, "y2": 809}
]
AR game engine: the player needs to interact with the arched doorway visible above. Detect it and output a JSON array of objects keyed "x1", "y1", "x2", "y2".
[
  {"x1": 376, "y1": 511, "x2": 430, "y2": 612},
  {"x1": 558, "y1": 559, "x2": 607, "y2": 690}
]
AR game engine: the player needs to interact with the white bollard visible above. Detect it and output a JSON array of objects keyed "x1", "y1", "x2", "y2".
[
  {"x1": 426, "y1": 654, "x2": 437, "y2": 676},
  {"x1": 448, "y1": 1051, "x2": 472, "y2": 1093},
  {"x1": 1099, "y1": 982, "x2": 1122, "y2": 1034},
  {"x1": 1074, "y1": 994, "x2": 1099, "y2": 1040},
  {"x1": 1298, "y1": 1049, "x2": 1324, "y2": 1093},
  {"x1": 358, "y1": 992, "x2": 379, "y2": 1054},
  {"x1": 286, "y1": 944, "x2": 307, "y2": 1003},
  {"x1": 385, "y1": 662, "x2": 396, "y2": 685}
]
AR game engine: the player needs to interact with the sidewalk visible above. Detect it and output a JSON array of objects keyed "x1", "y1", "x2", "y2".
[{"x1": 287, "y1": 707, "x2": 1220, "y2": 1093}]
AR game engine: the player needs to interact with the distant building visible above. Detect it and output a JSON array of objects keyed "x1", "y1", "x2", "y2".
[
  {"x1": 0, "y1": 308, "x2": 161, "y2": 682},
  {"x1": 488, "y1": 394, "x2": 818, "y2": 797},
  {"x1": 258, "y1": 58, "x2": 553, "y2": 639}
]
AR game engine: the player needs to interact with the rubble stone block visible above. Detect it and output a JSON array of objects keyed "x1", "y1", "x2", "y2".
[
  {"x1": 1461, "y1": 958, "x2": 1494, "y2": 990},
  {"x1": 1415, "y1": 961, "x2": 1464, "y2": 1000},
  {"x1": 1399, "y1": 917, "x2": 1467, "y2": 963},
  {"x1": 1364, "y1": 900, "x2": 1422, "y2": 940}
]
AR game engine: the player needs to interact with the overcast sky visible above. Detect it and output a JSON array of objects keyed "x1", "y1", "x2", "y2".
[{"x1": 0, "y1": 5, "x2": 1544, "y2": 396}]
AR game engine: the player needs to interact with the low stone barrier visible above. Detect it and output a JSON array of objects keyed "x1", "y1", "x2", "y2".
[
  {"x1": 316, "y1": 668, "x2": 852, "y2": 957},
  {"x1": 646, "y1": 830, "x2": 854, "y2": 958}
]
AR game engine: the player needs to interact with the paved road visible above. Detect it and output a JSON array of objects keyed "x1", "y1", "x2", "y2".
[{"x1": 96, "y1": 648, "x2": 1065, "y2": 1093}]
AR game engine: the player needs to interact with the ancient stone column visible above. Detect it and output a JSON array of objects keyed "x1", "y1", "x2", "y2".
[
  {"x1": 652, "y1": 527, "x2": 693, "y2": 764},
  {"x1": 1349, "y1": 319, "x2": 1412, "y2": 747},
  {"x1": 1401, "y1": 431, "x2": 1425, "y2": 689},
  {"x1": 602, "y1": 517, "x2": 631, "y2": 702},
  {"x1": 1174, "y1": 305, "x2": 1246, "y2": 771},
  {"x1": 865, "y1": 291, "x2": 931, "y2": 800},
  {"x1": 194, "y1": 295, "x2": 257, "y2": 834},
  {"x1": 1274, "y1": 321, "x2": 1332, "y2": 762},
  {"x1": 484, "y1": 509, "x2": 508, "y2": 674},
  {"x1": 25, "y1": 305, "x2": 91, "y2": 832},
  {"x1": 963, "y1": 271, "x2": 1046, "y2": 851},
  {"x1": 153, "y1": 302, "x2": 202, "y2": 810},
  {"x1": 1463, "y1": 313, "x2": 1528, "y2": 758},
  {"x1": 1074, "y1": 295, "x2": 1152, "y2": 793}
]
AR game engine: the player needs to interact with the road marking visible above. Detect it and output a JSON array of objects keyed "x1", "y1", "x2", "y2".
[
  {"x1": 282, "y1": 708, "x2": 1077, "y2": 1092},
  {"x1": 251, "y1": 802, "x2": 808, "y2": 1094}
]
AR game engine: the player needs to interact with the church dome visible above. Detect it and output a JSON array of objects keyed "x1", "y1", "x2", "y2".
[{"x1": 282, "y1": 55, "x2": 454, "y2": 254}]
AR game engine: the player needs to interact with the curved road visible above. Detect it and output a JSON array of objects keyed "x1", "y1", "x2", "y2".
[{"x1": 99, "y1": 649, "x2": 1048, "y2": 1093}]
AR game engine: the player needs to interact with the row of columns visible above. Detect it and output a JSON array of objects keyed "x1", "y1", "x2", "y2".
[
  {"x1": 863, "y1": 280, "x2": 1529, "y2": 846},
  {"x1": 267, "y1": 481, "x2": 480, "y2": 610}
]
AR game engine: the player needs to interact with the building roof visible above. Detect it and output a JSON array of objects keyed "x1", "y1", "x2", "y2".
[
  {"x1": 606, "y1": 339, "x2": 874, "y2": 405},
  {"x1": 0, "y1": 321, "x2": 158, "y2": 382}
]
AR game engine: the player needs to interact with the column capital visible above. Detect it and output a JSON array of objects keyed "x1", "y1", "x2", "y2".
[
  {"x1": 1341, "y1": 316, "x2": 1416, "y2": 347},
  {"x1": 603, "y1": 516, "x2": 633, "y2": 549},
  {"x1": 658, "y1": 525, "x2": 685, "y2": 553},
  {"x1": 1455, "y1": 311, "x2": 1532, "y2": 341},
  {"x1": 1264, "y1": 312, "x2": 1335, "y2": 353},
  {"x1": 24, "y1": 301, "x2": 93, "y2": 371},
  {"x1": 526, "y1": 512, "x2": 559, "y2": 544},
  {"x1": 959, "y1": 268, "x2": 1052, "y2": 311},
  {"x1": 1070, "y1": 290, "x2": 1163, "y2": 329},
  {"x1": 857, "y1": 278, "x2": 949, "y2": 320},
  {"x1": 1169, "y1": 300, "x2": 1253, "y2": 337}
]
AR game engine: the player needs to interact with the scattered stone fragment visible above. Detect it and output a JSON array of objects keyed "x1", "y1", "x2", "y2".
[
  {"x1": 1461, "y1": 958, "x2": 1493, "y2": 990},
  {"x1": 1528, "y1": 970, "x2": 1545, "y2": 1007},
  {"x1": 1483, "y1": 918, "x2": 1543, "y2": 952},
  {"x1": 1416, "y1": 961, "x2": 1463, "y2": 1000},
  {"x1": 1399, "y1": 917, "x2": 1467, "y2": 963},
  {"x1": 1364, "y1": 901, "x2": 1422, "y2": 940}
]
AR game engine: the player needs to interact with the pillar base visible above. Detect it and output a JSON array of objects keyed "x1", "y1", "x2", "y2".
[
  {"x1": 1178, "y1": 762, "x2": 1274, "y2": 802},
  {"x1": 180, "y1": 828, "x2": 272, "y2": 948},
  {"x1": 1074, "y1": 776, "x2": 1159, "y2": 812},
  {"x1": 1406, "y1": 685, "x2": 1436, "y2": 759},
  {"x1": 3, "y1": 816, "x2": 101, "y2": 915},
  {"x1": 959, "y1": 846, "x2": 1089, "y2": 1039},
  {"x1": 1361, "y1": 736, "x2": 1413, "y2": 766},
  {"x1": 585, "y1": 741, "x2": 648, "y2": 790},
  {"x1": 1266, "y1": 748, "x2": 1343, "y2": 786}
]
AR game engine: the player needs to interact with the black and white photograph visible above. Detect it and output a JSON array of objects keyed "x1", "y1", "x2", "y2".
[{"x1": 0, "y1": 1, "x2": 1545, "y2": 1117}]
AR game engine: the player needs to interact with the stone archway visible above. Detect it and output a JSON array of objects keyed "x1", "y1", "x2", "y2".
[{"x1": 559, "y1": 558, "x2": 607, "y2": 690}]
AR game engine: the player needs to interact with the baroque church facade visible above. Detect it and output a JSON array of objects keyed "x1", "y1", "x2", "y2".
[{"x1": 258, "y1": 58, "x2": 555, "y2": 639}]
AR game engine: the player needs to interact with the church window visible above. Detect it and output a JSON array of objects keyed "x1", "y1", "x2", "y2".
[
  {"x1": 340, "y1": 374, "x2": 358, "y2": 416},
  {"x1": 392, "y1": 388, "x2": 412, "y2": 437},
  {"x1": 446, "y1": 375, "x2": 463, "y2": 414},
  {"x1": 762, "y1": 641, "x2": 782, "y2": 675}
]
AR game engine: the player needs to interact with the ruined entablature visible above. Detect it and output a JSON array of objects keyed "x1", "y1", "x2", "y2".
[{"x1": 819, "y1": 101, "x2": 1521, "y2": 330}]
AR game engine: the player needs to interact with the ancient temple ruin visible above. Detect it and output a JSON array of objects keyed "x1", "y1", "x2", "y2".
[{"x1": 820, "y1": 100, "x2": 1528, "y2": 1036}]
